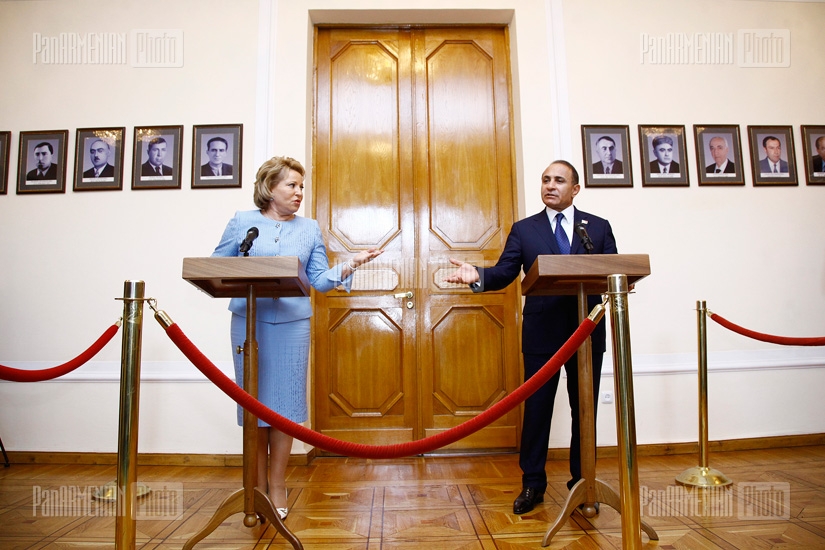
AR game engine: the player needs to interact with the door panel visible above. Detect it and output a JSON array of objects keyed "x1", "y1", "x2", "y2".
[{"x1": 314, "y1": 26, "x2": 519, "y2": 453}]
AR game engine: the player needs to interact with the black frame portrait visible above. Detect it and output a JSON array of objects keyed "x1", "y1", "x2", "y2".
[
  {"x1": 638, "y1": 125, "x2": 689, "y2": 187},
  {"x1": 132, "y1": 125, "x2": 183, "y2": 190},
  {"x1": 17, "y1": 130, "x2": 68, "y2": 194},
  {"x1": 581, "y1": 125, "x2": 633, "y2": 188},
  {"x1": 799, "y1": 126, "x2": 825, "y2": 186},
  {"x1": 0, "y1": 131, "x2": 9, "y2": 195},
  {"x1": 747, "y1": 125, "x2": 797, "y2": 187},
  {"x1": 693, "y1": 125, "x2": 745, "y2": 186},
  {"x1": 73, "y1": 127, "x2": 125, "y2": 192},
  {"x1": 191, "y1": 124, "x2": 243, "y2": 189}
]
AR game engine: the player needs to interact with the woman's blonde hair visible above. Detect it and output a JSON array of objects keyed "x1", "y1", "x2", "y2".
[{"x1": 253, "y1": 156, "x2": 305, "y2": 209}]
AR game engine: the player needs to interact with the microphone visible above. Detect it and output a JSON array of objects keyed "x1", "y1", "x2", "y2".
[
  {"x1": 239, "y1": 227, "x2": 259, "y2": 256},
  {"x1": 574, "y1": 223, "x2": 594, "y2": 254}
]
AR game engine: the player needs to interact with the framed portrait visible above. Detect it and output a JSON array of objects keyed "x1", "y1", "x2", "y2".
[
  {"x1": 746, "y1": 125, "x2": 797, "y2": 186},
  {"x1": 800, "y1": 125, "x2": 825, "y2": 185},
  {"x1": 693, "y1": 125, "x2": 745, "y2": 186},
  {"x1": 132, "y1": 125, "x2": 183, "y2": 190},
  {"x1": 638, "y1": 125, "x2": 689, "y2": 187},
  {"x1": 17, "y1": 130, "x2": 68, "y2": 194},
  {"x1": 191, "y1": 124, "x2": 243, "y2": 189},
  {"x1": 0, "y1": 131, "x2": 9, "y2": 195},
  {"x1": 73, "y1": 127, "x2": 125, "y2": 191},
  {"x1": 581, "y1": 125, "x2": 633, "y2": 188}
]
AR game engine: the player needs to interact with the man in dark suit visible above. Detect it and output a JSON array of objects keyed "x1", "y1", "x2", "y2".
[
  {"x1": 446, "y1": 160, "x2": 617, "y2": 515},
  {"x1": 705, "y1": 136, "x2": 736, "y2": 174},
  {"x1": 82, "y1": 139, "x2": 115, "y2": 179},
  {"x1": 758, "y1": 135, "x2": 789, "y2": 174},
  {"x1": 26, "y1": 142, "x2": 58, "y2": 180},
  {"x1": 591, "y1": 136, "x2": 623, "y2": 175},
  {"x1": 649, "y1": 135, "x2": 680, "y2": 174},
  {"x1": 811, "y1": 136, "x2": 825, "y2": 174},
  {"x1": 140, "y1": 137, "x2": 173, "y2": 177},
  {"x1": 200, "y1": 136, "x2": 234, "y2": 177}
]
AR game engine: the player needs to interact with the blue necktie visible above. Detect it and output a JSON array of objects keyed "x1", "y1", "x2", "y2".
[{"x1": 554, "y1": 213, "x2": 570, "y2": 255}]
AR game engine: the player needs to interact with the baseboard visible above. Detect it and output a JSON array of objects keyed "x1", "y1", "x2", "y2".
[
  {"x1": 6, "y1": 447, "x2": 318, "y2": 467},
  {"x1": 6, "y1": 433, "x2": 822, "y2": 466}
]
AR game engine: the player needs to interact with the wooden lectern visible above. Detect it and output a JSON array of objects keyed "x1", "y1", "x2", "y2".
[
  {"x1": 521, "y1": 254, "x2": 658, "y2": 549},
  {"x1": 181, "y1": 256, "x2": 310, "y2": 550}
]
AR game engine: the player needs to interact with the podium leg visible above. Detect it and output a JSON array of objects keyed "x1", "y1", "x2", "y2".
[
  {"x1": 543, "y1": 284, "x2": 606, "y2": 544},
  {"x1": 183, "y1": 488, "x2": 302, "y2": 550},
  {"x1": 184, "y1": 284, "x2": 303, "y2": 549}
]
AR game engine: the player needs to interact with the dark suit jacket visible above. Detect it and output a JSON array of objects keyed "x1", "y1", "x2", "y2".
[
  {"x1": 141, "y1": 162, "x2": 173, "y2": 176},
  {"x1": 200, "y1": 163, "x2": 234, "y2": 176},
  {"x1": 83, "y1": 164, "x2": 115, "y2": 178},
  {"x1": 26, "y1": 164, "x2": 58, "y2": 180},
  {"x1": 649, "y1": 160, "x2": 680, "y2": 174},
  {"x1": 759, "y1": 157, "x2": 788, "y2": 174},
  {"x1": 811, "y1": 156, "x2": 825, "y2": 173},
  {"x1": 706, "y1": 160, "x2": 736, "y2": 174},
  {"x1": 592, "y1": 159, "x2": 623, "y2": 175},
  {"x1": 477, "y1": 207, "x2": 617, "y2": 355}
]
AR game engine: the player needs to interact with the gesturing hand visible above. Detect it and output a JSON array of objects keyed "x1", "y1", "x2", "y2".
[
  {"x1": 351, "y1": 248, "x2": 384, "y2": 269},
  {"x1": 444, "y1": 257, "x2": 480, "y2": 284}
]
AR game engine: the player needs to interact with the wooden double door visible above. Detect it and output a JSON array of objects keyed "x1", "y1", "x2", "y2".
[{"x1": 312, "y1": 26, "x2": 521, "y2": 453}]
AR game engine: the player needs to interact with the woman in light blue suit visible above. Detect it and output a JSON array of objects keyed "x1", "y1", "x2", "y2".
[{"x1": 212, "y1": 156, "x2": 382, "y2": 518}]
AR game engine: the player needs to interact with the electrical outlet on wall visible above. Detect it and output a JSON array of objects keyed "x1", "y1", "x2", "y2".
[{"x1": 600, "y1": 391, "x2": 614, "y2": 404}]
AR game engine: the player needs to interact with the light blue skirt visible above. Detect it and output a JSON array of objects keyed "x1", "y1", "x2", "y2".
[{"x1": 230, "y1": 313, "x2": 310, "y2": 427}]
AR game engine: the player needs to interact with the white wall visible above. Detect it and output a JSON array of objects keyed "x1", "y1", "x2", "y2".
[{"x1": 1, "y1": 0, "x2": 823, "y2": 457}]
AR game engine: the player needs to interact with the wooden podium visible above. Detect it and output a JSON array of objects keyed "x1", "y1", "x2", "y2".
[
  {"x1": 521, "y1": 254, "x2": 658, "y2": 549},
  {"x1": 181, "y1": 256, "x2": 310, "y2": 549}
]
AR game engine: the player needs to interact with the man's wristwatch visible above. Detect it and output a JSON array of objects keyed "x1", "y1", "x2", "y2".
[{"x1": 469, "y1": 281, "x2": 482, "y2": 293}]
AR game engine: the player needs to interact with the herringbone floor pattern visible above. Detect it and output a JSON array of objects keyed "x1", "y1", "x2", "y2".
[{"x1": 1, "y1": 445, "x2": 824, "y2": 548}]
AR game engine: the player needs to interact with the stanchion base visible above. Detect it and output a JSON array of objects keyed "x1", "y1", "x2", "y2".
[
  {"x1": 676, "y1": 466, "x2": 733, "y2": 487},
  {"x1": 92, "y1": 481, "x2": 151, "y2": 501}
]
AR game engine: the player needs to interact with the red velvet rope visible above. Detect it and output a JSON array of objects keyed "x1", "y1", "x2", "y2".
[
  {"x1": 710, "y1": 313, "x2": 825, "y2": 346},
  {"x1": 0, "y1": 323, "x2": 121, "y2": 382},
  {"x1": 164, "y1": 319, "x2": 596, "y2": 459}
]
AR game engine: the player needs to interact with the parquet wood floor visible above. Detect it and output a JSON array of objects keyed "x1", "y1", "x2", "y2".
[{"x1": 2, "y1": 445, "x2": 825, "y2": 549}]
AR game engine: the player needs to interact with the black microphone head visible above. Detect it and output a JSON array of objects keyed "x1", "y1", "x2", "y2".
[
  {"x1": 574, "y1": 223, "x2": 594, "y2": 252},
  {"x1": 240, "y1": 227, "x2": 260, "y2": 255}
]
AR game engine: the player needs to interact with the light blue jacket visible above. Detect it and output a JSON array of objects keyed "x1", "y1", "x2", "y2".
[{"x1": 211, "y1": 209, "x2": 352, "y2": 324}]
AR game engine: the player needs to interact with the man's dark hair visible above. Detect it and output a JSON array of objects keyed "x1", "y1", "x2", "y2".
[
  {"x1": 33, "y1": 142, "x2": 53, "y2": 154},
  {"x1": 146, "y1": 137, "x2": 167, "y2": 152},
  {"x1": 550, "y1": 159, "x2": 579, "y2": 186},
  {"x1": 762, "y1": 135, "x2": 780, "y2": 148},
  {"x1": 206, "y1": 136, "x2": 228, "y2": 150}
]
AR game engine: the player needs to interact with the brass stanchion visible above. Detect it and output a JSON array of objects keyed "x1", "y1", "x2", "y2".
[
  {"x1": 676, "y1": 300, "x2": 732, "y2": 487},
  {"x1": 607, "y1": 274, "x2": 644, "y2": 549},
  {"x1": 114, "y1": 280, "x2": 148, "y2": 549}
]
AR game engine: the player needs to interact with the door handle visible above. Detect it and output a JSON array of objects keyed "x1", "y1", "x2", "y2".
[{"x1": 393, "y1": 291, "x2": 414, "y2": 309}]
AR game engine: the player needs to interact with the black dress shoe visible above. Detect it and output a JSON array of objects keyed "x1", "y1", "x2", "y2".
[{"x1": 513, "y1": 486, "x2": 545, "y2": 514}]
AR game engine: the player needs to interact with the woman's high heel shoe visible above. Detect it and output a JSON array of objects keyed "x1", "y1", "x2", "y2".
[{"x1": 271, "y1": 487, "x2": 288, "y2": 520}]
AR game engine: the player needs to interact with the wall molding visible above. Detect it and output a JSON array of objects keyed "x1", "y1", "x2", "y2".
[
  {"x1": 3, "y1": 347, "x2": 822, "y2": 383},
  {"x1": 0, "y1": 360, "x2": 234, "y2": 382},
  {"x1": 599, "y1": 347, "x2": 825, "y2": 377},
  {"x1": 7, "y1": 433, "x2": 822, "y2": 466}
]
